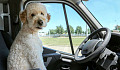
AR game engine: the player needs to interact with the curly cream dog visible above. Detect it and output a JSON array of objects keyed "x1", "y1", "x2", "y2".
[{"x1": 7, "y1": 3, "x2": 50, "y2": 70}]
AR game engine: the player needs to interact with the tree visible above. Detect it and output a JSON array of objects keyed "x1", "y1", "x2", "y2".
[
  {"x1": 88, "y1": 28, "x2": 91, "y2": 34},
  {"x1": 75, "y1": 26, "x2": 82, "y2": 34},
  {"x1": 82, "y1": 31, "x2": 85, "y2": 34},
  {"x1": 85, "y1": 28, "x2": 91, "y2": 34},
  {"x1": 64, "y1": 29, "x2": 68, "y2": 34},
  {"x1": 65, "y1": 25, "x2": 74, "y2": 34},
  {"x1": 50, "y1": 29, "x2": 56, "y2": 34},
  {"x1": 69, "y1": 25, "x2": 74, "y2": 34},
  {"x1": 56, "y1": 25, "x2": 64, "y2": 34},
  {"x1": 115, "y1": 25, "x2": 120, "y2": 30}
]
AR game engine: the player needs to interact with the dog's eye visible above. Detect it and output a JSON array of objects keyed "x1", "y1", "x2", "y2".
[
  {"x1": 31, "y1": 13, "x2": 35, "y2": 17},
  {"x1": 41, "y1": 12, "x2": 44, "y2": 16}
]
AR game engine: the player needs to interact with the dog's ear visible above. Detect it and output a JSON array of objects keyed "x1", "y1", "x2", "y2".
[
  {"x1": 47, "y1": 13, "x2": 51, "y2": 22},
  {"x1": 19, "y1": 10, "x2": 27, "y2": 23}
]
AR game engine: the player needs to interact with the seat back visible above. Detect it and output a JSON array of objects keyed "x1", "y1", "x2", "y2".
[
  {"x1": 0, "y1": 31, "x2": 9, "y2": 70},
  {"x1": 1, "y1": 30, "x2": 13, "y2": 50}
]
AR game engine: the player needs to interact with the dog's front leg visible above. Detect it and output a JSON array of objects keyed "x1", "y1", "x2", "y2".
[{"x1": 28, "y1": 49, "x2": 47, "y2": 70}]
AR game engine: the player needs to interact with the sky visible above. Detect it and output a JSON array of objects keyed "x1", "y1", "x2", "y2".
[
  {"x1": 85, "y1": 0, "x2": 120, "y2": 30},
  {"x1": 40, "y1": 0, "x2": 120, "y2": 33}
]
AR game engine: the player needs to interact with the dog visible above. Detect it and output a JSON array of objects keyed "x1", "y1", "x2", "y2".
[{"x1": 7, "y1": 3, "x2": 50, "y2": 70}]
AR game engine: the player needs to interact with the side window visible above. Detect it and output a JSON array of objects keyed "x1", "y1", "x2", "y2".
[
  {"x1": 40, "y1": 4, "x2": 72, "y2": 54},
  {"x1": 65, "y1": 5, "x2": 91, "y2": 52}
]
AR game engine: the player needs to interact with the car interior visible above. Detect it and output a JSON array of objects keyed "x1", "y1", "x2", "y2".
[{"x1": 0, "y1": 0, "x2": 120, "y2": 70}]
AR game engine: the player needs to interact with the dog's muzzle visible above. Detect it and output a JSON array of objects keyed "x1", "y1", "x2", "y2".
[
  {"x1": 36, "y1": 19, "x2": 43, "y2": 29},
  {"x1": 37, "y1": 19, "x2": 43, "y2": 26}
]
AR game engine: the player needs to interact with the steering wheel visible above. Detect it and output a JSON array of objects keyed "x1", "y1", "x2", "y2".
[{"x1": 75, "y1": 28, "x2": 111, "y2": 63}]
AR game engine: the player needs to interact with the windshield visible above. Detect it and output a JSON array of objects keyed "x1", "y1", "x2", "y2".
[{"x1": 84, "y1": 0, "x2": 120, "y2": 32}]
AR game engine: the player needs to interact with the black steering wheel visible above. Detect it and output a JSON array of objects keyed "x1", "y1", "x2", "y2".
[{"x1": 75, "y1": 28, "x2": 111, "y2": 63}]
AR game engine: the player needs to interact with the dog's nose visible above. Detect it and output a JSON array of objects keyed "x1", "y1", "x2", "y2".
[{"x1": 37, "y1": 19, "x2": 43, "y2": 26}]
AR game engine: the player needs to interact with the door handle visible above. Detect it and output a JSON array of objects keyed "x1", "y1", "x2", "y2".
[{"x1": 61, "y1": 67, "x2": 70, "y2": 70}]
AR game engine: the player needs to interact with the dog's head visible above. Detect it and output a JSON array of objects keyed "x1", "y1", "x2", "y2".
[{"x1": 19, "y1": 3, "x2": 50, "y2": 31}]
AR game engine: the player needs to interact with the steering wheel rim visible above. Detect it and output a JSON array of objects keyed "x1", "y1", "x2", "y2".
[{"x1": 75, "y1": 28, "x2": 111, "y2": 63}]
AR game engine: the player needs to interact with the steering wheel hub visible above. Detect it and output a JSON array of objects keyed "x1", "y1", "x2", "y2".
[{"x1": 81, "y1": 39, "x2": 101, "y2": 55}]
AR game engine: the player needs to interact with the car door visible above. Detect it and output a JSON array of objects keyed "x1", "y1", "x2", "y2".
[{"x1": 40, "y1": 3, "x2": 91, "y2": 70}]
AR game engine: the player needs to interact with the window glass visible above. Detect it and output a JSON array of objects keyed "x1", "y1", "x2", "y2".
[
  {"x1": 39, "y1": 3, "x2": 72, "y2": 54},
  {"x1": 83, "y1": 0, "x2": 120, "y2": 32},
  {"x1": 65, "y1": 5, "x2": 91, "y2": 52}
]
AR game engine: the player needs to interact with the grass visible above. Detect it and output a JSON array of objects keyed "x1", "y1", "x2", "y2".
[
  {"x1": 40, "y1": 37, "x2": 85, "y2": 47},
  {"x1": 40, "y1": 37, "x2": 85, "y2": 53}
]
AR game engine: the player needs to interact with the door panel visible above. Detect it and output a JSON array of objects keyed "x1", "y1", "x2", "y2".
[
  {"x1": 43, "y1": 47, "x2": 56, "y2": 54},
  {"x1": 43, "y1": 53, "x2": 61, "y2": 69},
  {"x1": 43, "y1": 47, "x2": 86, "y2": 70}
]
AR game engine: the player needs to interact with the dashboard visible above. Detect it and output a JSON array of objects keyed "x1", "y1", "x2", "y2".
[{"x1": 107, "y1": 33, "x2": 120, "y2": 53}]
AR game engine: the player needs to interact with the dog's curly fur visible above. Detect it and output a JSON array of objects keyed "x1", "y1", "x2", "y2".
[{"x1": 7, "y1": 3, "x2": 50, "y2": 70}]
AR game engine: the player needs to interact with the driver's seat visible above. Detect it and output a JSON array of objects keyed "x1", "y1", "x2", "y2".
[{"x1": 0, "y1": 31, "x2": 9, "y2": 70}]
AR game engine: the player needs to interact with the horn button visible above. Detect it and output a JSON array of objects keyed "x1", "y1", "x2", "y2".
[{"x1": 81, "y1": 39, "x2": 101, "y2": 55}]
